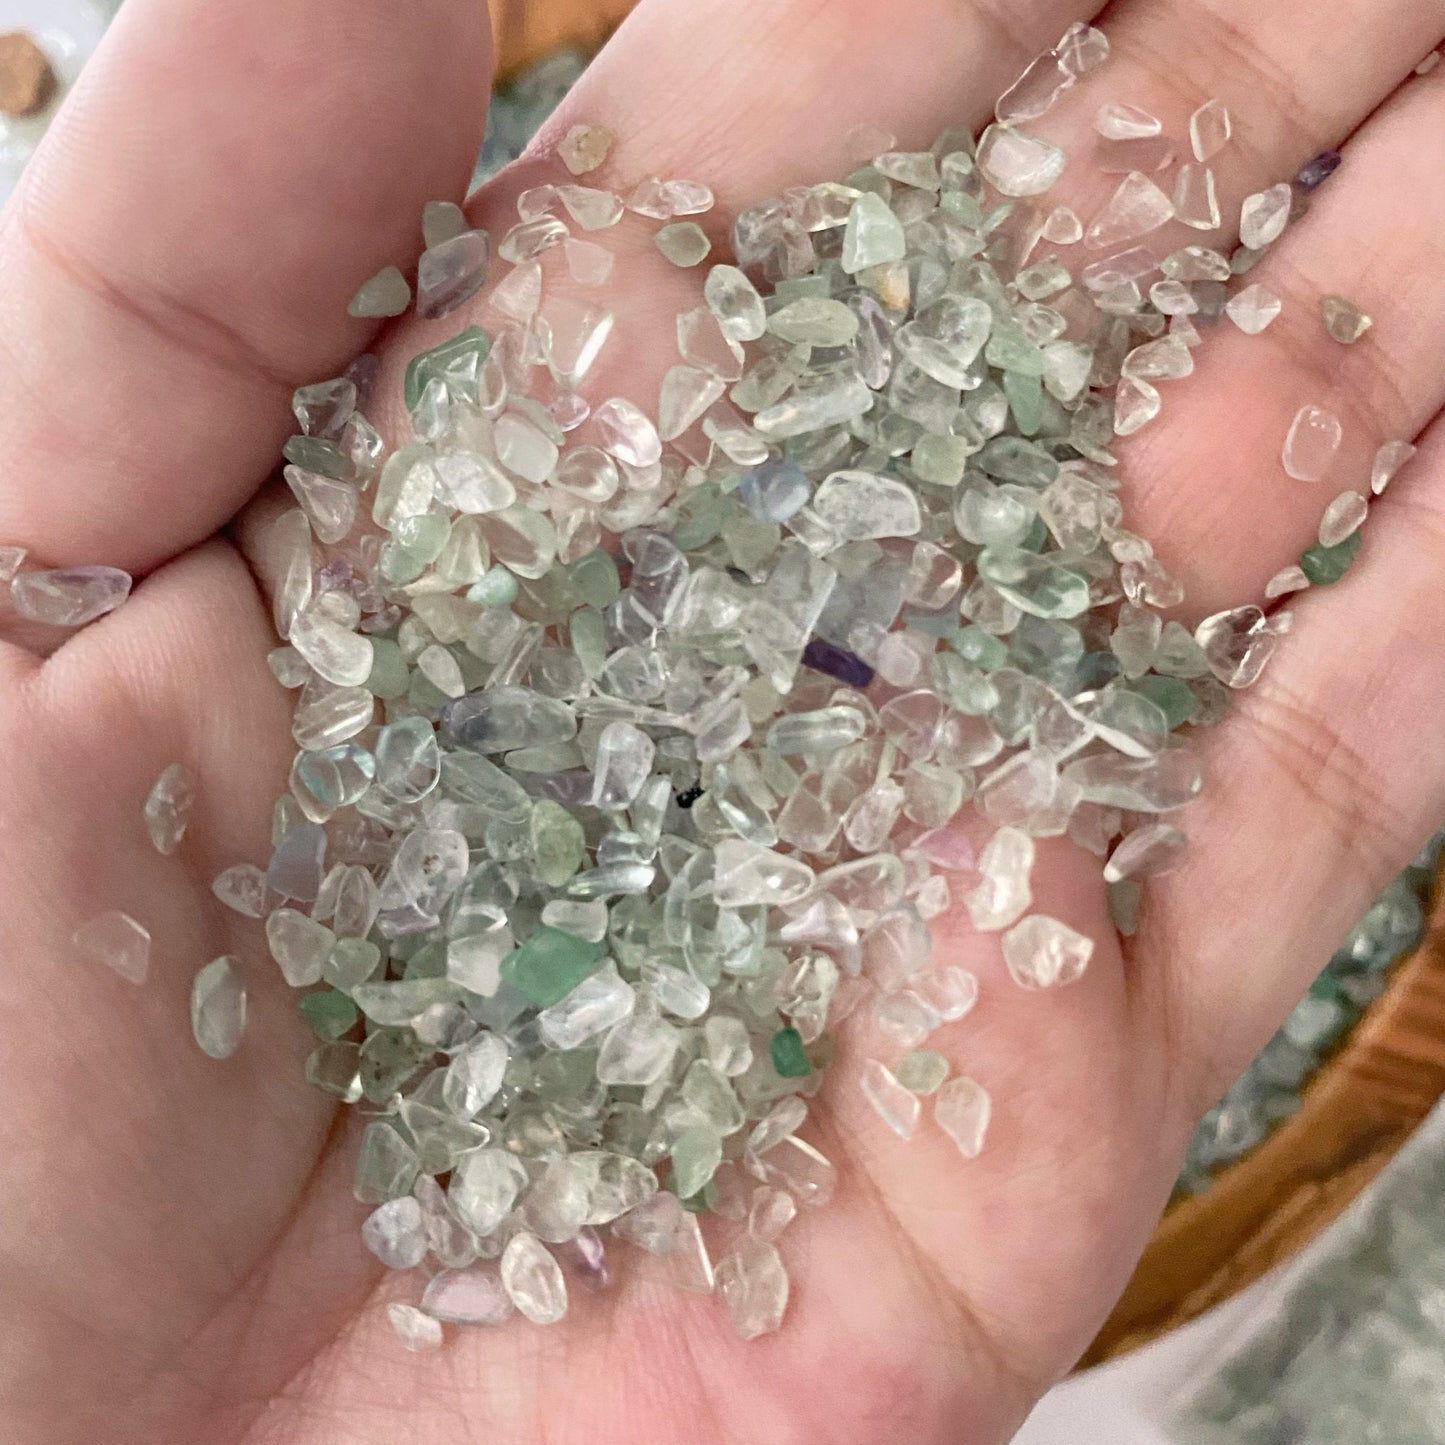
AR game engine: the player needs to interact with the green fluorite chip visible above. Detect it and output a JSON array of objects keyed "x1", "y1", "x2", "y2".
[
  {"x1": 1301, "y1": 531, "x2": 1362, "y2": 584},
  {"x1": 300, "y1": 989, "x2": 358, "y2": 1042},
  {"x1": 1130, "y1": 674, "x2": 1198, "y2": 729},
  {"x1": 404, "y1": 325, "x2": 492, "y2": 410},
  {"x1": 770, "y1": 1026, "x2": 812, "y2": 1078},
  {"x1": 499, "y1": 925, "x2": 606, "y2": 1008}
]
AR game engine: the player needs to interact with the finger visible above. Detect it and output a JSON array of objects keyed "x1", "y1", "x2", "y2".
[
  {"x1": 1122, "y1": 56, "x2": 1445, "y2": 615},
  {"x1": 0, "y1": 542, "x2": 337, "y2": 1399},
  {"x1": 523, "y1": 0, "x2": 1104, "y2": 209},
  {"x1": 0, "y1": 0, "x2": 492, "y2": 574},
  {"x1": 1148, "y1": 412, "x2": 1445, "y2": 1119}
]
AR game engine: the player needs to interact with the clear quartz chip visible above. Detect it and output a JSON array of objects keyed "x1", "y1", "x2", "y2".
[
  {"x1": 362, "y1": 1196, "x2": 428, "y2": 1269},
  {"x1": 1319, "y1": 490, "x2": 1368, "y2": 547},
  {"x1": 1283, "y1": 405, "x2": 1343, "y2": 481},
  {"x1": 144, "y1": 763, "x2": 195, "y2": 855},
  {"x1": 11, "y1": 566, "x2": 131, "y2": 627},
  {"x1": 1224, "y1": 283, "x2": 1282, "y2": 334},
  {"x1": 1002, "y1": 914, "x2": 1095, "y2": 989},
  {"x1": 424, "y1": 1265, "x2": 515, "y2": 1326},
  {"x1": 1239, "y1": 184, "x2": 1292, "y2": 249},
  {"x1": 935, "y1": 1077, "x2": 992, "y2": 1158},
  {"x1": 860, "y1": 1059, "x2": 922, "y2": 1139},
  {"x1": 0, "y1": 545, "x2": 26, "y2": 583},
  {"x1": 1189, "y1": 99, "x2": 1232, "y2": 161},
  {"x1": 1095, "y1": 103, "x2": 1161, "y2": 139},
  {"x1": 74, "y1": 911, "x2": 151, "y2": 985},
  {"x1": 501, "y1": 1233, "x2": 568, "y2": 1324},
  {"x1": 977, "y1": 124, "x2": 1067, "y2": 197},
  {"x1": 1055, "y1": 22, "x2": 1110, "y2": 77},
  {"x1": 1195, "y1": 605, "x2": 1292, "y2": 688},
  {"x1": 1173, "y1": 165, "x2": 1220, "y2": 231},
  {"x1": 1372, "y1": 440, "x2": 1416, "y2": 495},
  {"x1": 1265, "y1": 564, "x2": 1310, "y2": 600},
  {"x1": 1103, "y1": 823, "x2": 1187, "y2": 883},
  {"x1": 387, "y1": 1303, "x2": 443, "y2": 1353},
  {"x1": 191, "y1": 956, "x2": 247, "y2": 1059},
  {"x1": 716, "y1": 1237, "x2": 789, "y2": 1340},
  {"x1": 996, "y1": 52, "x2": 1071, "y2": 125},
  {"x1": 1086, "y1": 172, "x2": 1174, "y2": 250}
]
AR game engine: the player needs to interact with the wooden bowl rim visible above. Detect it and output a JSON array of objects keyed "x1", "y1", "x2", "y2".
[{"x1": 1085, "y1": 878, "x2": 1445, "y2": 1365}]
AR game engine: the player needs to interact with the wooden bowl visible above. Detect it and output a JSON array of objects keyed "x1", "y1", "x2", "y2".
[
  {"x1": 491, "y1": 0, "x2": 635, "y2": 77},
  {"x1": 483, "y1": 0, "x2": 1445, "y2": 1368},
  {"x1": 1085, "y1": 881, "x2": 1445, "y2": 1364}
]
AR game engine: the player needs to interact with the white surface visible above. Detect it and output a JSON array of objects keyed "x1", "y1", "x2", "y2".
[
  {"x1": 0, "y1": 0, "x2": 108, "y2": 200},
  {"x1": 1013, "y1": 1103, "x2": 1445, "y2": 1443}
]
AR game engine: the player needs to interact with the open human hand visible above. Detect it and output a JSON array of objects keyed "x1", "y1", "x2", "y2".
[{"x1": 4, "y1": 1, "x2": 1445, "y2": 1442}]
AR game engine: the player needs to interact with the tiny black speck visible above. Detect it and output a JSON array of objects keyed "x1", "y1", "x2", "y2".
[{"x1": 676, "y1": 786, "x2": 704, "y2": 809}]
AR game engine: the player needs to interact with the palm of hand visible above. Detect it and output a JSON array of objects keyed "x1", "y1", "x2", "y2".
[{"x1": 6, "y1": 1, "x2": 1445, "y2": 1442}]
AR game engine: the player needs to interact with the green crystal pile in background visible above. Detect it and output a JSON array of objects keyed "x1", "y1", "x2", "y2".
[{"x1": 1176, "y1": 1102, "x2": 1445, "y2": 1441}]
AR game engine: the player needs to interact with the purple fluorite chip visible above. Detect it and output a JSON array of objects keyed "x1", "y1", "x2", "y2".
[
  {"x1": 801, "y1": 636, "x2": 875, "y2": 688},
  {"x1": 1296, "y1": 151, "x2": 1341, "y2": 190}
]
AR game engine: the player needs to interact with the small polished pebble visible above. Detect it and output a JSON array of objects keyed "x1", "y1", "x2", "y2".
[{"x1": 1283, "y1": 405, "x2": 1343, "y2": 481}]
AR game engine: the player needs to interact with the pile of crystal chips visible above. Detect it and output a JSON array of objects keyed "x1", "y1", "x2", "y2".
[{"x1": 11, "y1": 19, "x2": 1417, "y2": 1349}]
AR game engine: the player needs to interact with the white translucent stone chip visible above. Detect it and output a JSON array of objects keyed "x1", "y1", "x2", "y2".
[
  {"x1": 1002, "y1": 914, "x2": 1095, "y2": 989},
  {"x1": 592, "y1": 396, "x2": 662, "y2": 466},
  {"x1": 1239, "y1": 184, "x2": 1292, "y2": 249},
  {"x1": 995, "y1": 52, "x2": 1071, "y2": 125},
  {"x1": 362, "y1": 1197, "x2": 428, "y2": 1269},
  {"x1": 812, "y1": 470, "x2": 922, "y2": 540},
  {"x1": 143, "y1": 762, "x2": 195, "y2": 856},
  {"x1": 191, "y1": 956, "x2": 247, "y2": 1059},
  {"x1": 1189, "y1": 99, "x2": 1232, "y2": 161},
  {"x1": 1055, "y1": 21, "x2": 1110, "y2": 77},
  {"x1": 74, "y1": 911, "x2": 151, "y2": 985},
  {"x1": 935, "y1": 1077, "x2": 992, "y2": 1159},
  {"x1": 1224, "y1": 284, "x2": 1282, "y2": 335},
  {"x1": 558, "y1": 122, "x2": 612, "y2": 176},
  {"x1": 423, "y1": 1265, "x2": 515, "y2": 1326},
  {"x1": 0, "y1": 545, "x2": 27, "y2": 583},
  {"x1": 1265, "y1": 565, "x2": 1310, "y2": 600},
  {"x1": 11, "y1": 566, "x2": 131, "y2": 627},
  {"x1": 1282, "y1": 405, "x2": 1343, "y2": 482},
  {"x1": 1086, "y1": 171, "x2": 1174, "y2": 250},
  {"x1": 716, "y1": 1237, "x2": 789, "y2": 1340},
  {"x1": 860, "y1": 1059, "x2": 922, "y2": 1139},
  {"x1": 501, "y1": 1233, "x2": 568, "y2": 1324},
  {"x1": 1319, "y1": 490, "x2": 1368, "y2": 548},
  {"x1": 1103, "y1": 823, "x2": 1187, "y2": 883},
  {"x1": 1372, "y1": 440, "x2": 1417, "y2": 496},
  {"x1": 1194, "y1": 605, "x2": 1292, "y2": 689},
  {"x1": 1095, "y1": 103, "x2": 1161, "y2": 139},
  {"x1": 977, "y1": 124, "x2": 1067, "y2": 197},
  {"x1": 387, "y1": 1303, "x2": 444, "y2": 1353}
]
